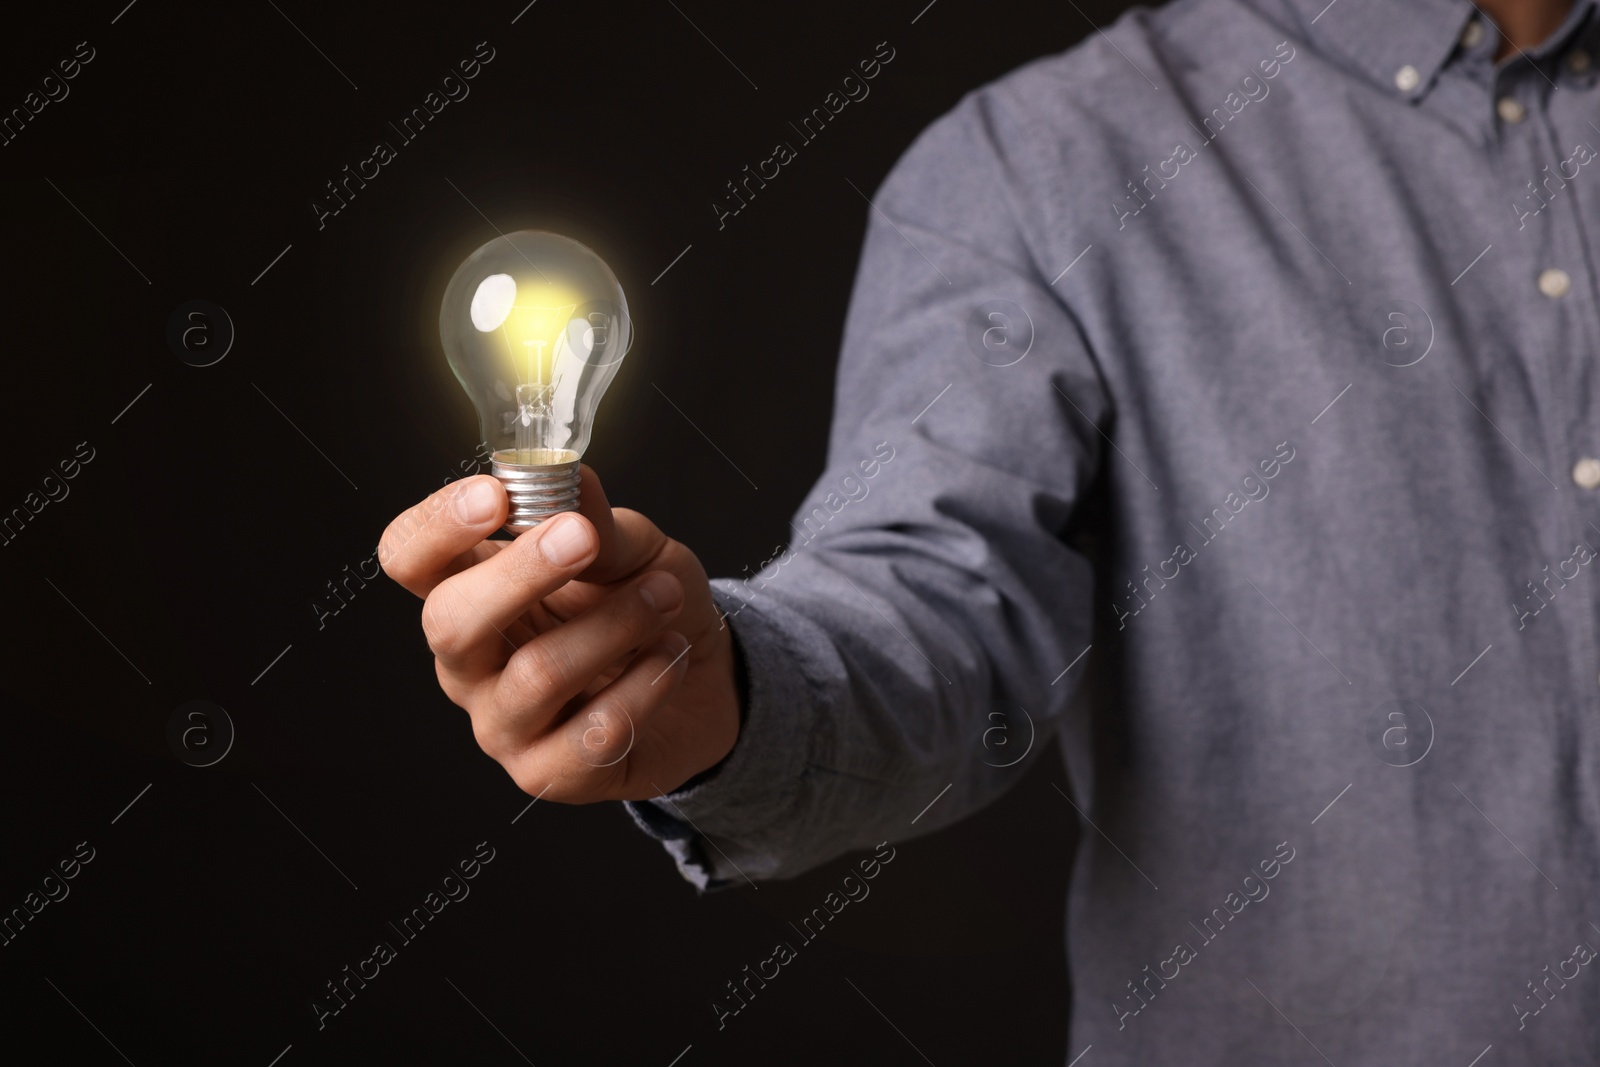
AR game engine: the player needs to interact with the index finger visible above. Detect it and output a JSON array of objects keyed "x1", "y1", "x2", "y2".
[{"x1": 379, "y1": 475, "x2": 509, "y2": 598}]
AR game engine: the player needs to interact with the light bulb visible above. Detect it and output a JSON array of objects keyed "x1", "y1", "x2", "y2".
[{"x1": 440, "y1": 230, "x2": 633, "y2": 532}]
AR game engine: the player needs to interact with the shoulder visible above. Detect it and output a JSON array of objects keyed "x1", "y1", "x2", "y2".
[
  {"x1": 873, "y1": 0, "x2": 1309, "y2": 248},
  {"x1": 891, "y1": 0, "x2": 1306, "y2": 172}
]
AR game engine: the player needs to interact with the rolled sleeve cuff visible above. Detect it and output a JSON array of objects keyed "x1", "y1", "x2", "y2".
[{"x1": 622, "y1": 582, "x2": 819, "y2": 891}]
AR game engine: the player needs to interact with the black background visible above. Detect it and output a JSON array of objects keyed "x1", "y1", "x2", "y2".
[{"x1": 0, "y1": 1, "x2": 1131, "y2": 1062}]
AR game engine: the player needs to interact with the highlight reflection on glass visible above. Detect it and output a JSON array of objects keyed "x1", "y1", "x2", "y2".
[{"x1": 440, "y1": 230, "x2": 632, "y2": 532}]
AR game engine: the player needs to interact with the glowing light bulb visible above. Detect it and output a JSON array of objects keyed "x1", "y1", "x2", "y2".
[{"x1": 440, "y1": 230, "x2": 632, "y2": 532}]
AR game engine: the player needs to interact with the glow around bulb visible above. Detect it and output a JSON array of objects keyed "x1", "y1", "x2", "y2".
[{"x1": 440, "y1": 230, "x2": 632, "y2": 531}]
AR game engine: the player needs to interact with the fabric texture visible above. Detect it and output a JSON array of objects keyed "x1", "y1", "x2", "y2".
[{"x1": 627, "y1": 0, "x2": 1600, "y2": 1061}]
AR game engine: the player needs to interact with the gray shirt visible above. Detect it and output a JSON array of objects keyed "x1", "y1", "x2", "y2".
[{"x1": 627, "y1": 0, "x2": 1600, "y2": 1060}]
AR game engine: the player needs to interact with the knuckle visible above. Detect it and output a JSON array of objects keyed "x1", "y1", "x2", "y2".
[
  {"x1": 505, "y1": 646, "x2": 566, "y2": 710},
  {"x1": 381, "y1": 550, "x2": 417, "y2": 588},
  {"x1": 611, "y1": 506, "x2": 655, "y2": 535},
  {"x1": 377, "y1": 526, "x2": 409, "y2": 580},
  {"x1": 610, "y1": 588, "x2": 665, "y2": 644},
  {"x1": 434, "y1": 659, "x2": 474, "y2": 710},
  {"x1": 507, "y1": 756, "x2": 552, "y2": 797},
  {"x1": 469, "y1": 712, "x2": 509, "y2": 760},
  {"x1": 379, "y1": 504, "x2": 435, "y2": 583},
  {"x1": 420, "y1": 588, "x2": 469, "y2": 657},
  {"x1": 574, "y1": 702, "x2": 631, "y2": 757}
]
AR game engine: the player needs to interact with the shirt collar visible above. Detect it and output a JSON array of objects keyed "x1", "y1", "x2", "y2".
[{"x1": 1282, "y1": 0, "x2": 1598, "y2": 99}]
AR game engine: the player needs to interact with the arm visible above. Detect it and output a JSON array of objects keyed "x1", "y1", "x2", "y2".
[{"x1": 627, "y1": 83, "x2": 1109, "y2": 888}]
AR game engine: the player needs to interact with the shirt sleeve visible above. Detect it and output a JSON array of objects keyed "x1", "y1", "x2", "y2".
[{"x1": 623, "y1": 78, "x2": 1109, "y2": 891}]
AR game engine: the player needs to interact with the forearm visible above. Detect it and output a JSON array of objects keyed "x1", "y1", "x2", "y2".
[
  {"x1": 627, "y1": 80, "x2": 1106, "y2": 888},
  {"x1": 628, "y1": 435, "x2": 1093, "y2": 887}
]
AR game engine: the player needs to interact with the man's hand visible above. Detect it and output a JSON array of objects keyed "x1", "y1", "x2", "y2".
[{"x1": 379, "y1": 466, "x2": 740, "y2": 802}]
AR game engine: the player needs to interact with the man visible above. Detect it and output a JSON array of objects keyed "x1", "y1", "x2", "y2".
[{"x1": 381, "y1": 0, "x2": 1600, "y2": 1060}]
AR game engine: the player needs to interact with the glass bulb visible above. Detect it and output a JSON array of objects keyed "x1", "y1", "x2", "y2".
[{"x1": 440, "y1": 230, "x2": 632, "y2": 532}]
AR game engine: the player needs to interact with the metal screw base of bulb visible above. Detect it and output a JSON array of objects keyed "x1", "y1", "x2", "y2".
[{"x1": 492, "y1": 450, "x2": 581, "y2": 534}]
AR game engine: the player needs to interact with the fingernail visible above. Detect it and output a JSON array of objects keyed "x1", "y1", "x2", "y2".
[
  {"x1": 539, "y1": 513, "x2": 592, "y2": 566},
  {"x1": 638, "y1": 571, "x2": 682, "y2": 613},
  {"x1": 455, "y1": 480, "x2": 499, "y2": 524}
]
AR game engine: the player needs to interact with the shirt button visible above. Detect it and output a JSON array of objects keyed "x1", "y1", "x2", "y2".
[
  {"x1": 1539, "y1": 268, "x2": 1572, "y2": 298},
  {"x1": 1497, "y1": 96, "x2": 1527, "y2": 123},
  {"x1": 1395, "y1": 65, "x2": 1421, "y2": 91},
  {"x1": 1461, "y1": 20, "x2": 1485, "y2": 48},
  {"x1": 1573, "y1": 457, "x2": 1600, "y2": 489},
  {"x1": 1571, "y1": 49, "x2": 1593, "y2": 73}
]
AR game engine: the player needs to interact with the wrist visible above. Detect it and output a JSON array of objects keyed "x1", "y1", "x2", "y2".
[{"x1": 674, "y1": 615, "x2": 750, "y2": 793}]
